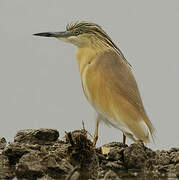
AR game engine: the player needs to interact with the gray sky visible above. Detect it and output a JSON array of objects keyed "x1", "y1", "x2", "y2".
[{"x1": 0, "y1": 0, "x2": 178, "y2": 150}]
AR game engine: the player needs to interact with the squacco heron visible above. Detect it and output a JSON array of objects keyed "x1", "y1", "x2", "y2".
[{"x1": 34, "y1": 21, "x2": 154, "y2": 145}]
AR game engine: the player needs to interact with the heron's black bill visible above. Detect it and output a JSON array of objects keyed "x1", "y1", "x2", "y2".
[{"x1": 33, "y1": 31, "x2": 72, "y2": 38}]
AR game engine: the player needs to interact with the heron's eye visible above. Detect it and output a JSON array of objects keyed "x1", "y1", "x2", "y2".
[{"x1": 74, "y1": 29, "x2": 81, "y2": 36}]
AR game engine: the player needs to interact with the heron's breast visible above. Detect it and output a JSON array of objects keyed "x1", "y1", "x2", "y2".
[
  {"x1": 76, "y1": 47, "x2": 100, "y2": 106},
  {"x1": 81, "y1": 63, "x2": 93, "y2": 103},
  {"x1": 76, "y1": 48, "x2": 120, "y2": 116},
  {"x1": 81, "y1": 60, "x2": 115, "y2": 117}
]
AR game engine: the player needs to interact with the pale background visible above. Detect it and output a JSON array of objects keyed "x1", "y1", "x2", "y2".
[{"x1": 0, "y1": 0, "x2": 178, "y2": 150}]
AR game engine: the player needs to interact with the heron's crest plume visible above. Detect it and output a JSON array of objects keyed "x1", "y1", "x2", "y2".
[{"x1": 66, "y1": 21, "x2": 132, "y2": 67}]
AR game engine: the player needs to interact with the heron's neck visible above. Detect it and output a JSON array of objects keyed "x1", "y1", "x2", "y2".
[{"x1": 75, "y1": 45, "x2": 110, "y2": 74}]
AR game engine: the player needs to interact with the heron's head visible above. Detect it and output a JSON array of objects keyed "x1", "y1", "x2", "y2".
[
  {"x1": 34, "y1": 21, "x2": 131, "y2": 66},
  {"x1": 34, "y1": 21, "x2": 117, "y2": 48}
]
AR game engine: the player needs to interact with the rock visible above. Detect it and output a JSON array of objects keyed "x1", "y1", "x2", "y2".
[
  {"x1": 0, "y1": 168, "x2": 14, "y2": 179},
  {"x1": 156, "y1": 150, "x2": 171, "y2": 165},
  {"x1": 175, "y1": 163, "x2": 179, "y2": 177},
  {"x1": 170, "y1": 147, "x2": 179, "y2": 152},
  {"x1": 65, "y1": 130, "x2": 98, "y2": 179},
  {"x1": 104, "y1": 170, "x2": 121, "y2": 180},
  {"x1": 0, "y1": 154, "x2": 14, "y2": 179},
  {"x1": 3, "y1": 142, "x2": 30, "y2": 165},
  {"x1": 37, "y1": 175, "x2": 54, "y2": 180},
  {"x1": 106, "y1": 161, "x2": 125, "y2": 170},
  {"x1": 52, "y1": 140, "x2": 70, "y2": 159},
  {"x1": 123, "y1": 142, "x2": 155, "y2": 169},
  {"x1": 99, "y1": 142, "x2": 126, "y2": 172},
  {"x1": 65, "y1": 166, "x2": 80, "y2": 180},
  {"x1": 0, "y1": 154, "x2": 9, "y2": 167},
  {"x1": 0, "y1": 128, "x2": 179, "y2": 179},
  {"x1": 70, "y1": 171, "x2": 80, "y2": 180},
  {"x1": 103, "y1": 142, "x2": 128, "y2": 149},
  {"x1": 107, "y1": 148, "x2": 124, "y2": 161},
  {"x1": 44, "y1": 157, "x2": 74, "y2": 179},
  {"x1": 15, "y1": 151, "x2": 44, "y2": 179},
  {"x1": 101, "y1": 146, "x2": 110, "y2": 155},
  {"x1": 0, "y1": 137, "x2": 6, "y2": 150},
  {"x1": 171, "y1": 151, "x2": 179, "y2": 164},
  {"x1": 14, "y1": 129, "x2": 59, "y2": 145}
]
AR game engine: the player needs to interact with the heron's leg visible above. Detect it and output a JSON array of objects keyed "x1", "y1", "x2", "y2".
[
  {"x1": 123, "y1": 133, "x2": 126, "y2": 144},
  {"x1": 93, "y1": 112, "x2": 100, "y2": 146}
]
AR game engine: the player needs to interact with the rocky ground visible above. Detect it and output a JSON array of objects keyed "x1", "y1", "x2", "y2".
[{"x1": 0, "y1": 128, "x2": 179, "y2": 180}]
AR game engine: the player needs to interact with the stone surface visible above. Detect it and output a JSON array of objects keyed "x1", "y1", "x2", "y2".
[
  {"x1": 15, "y1": 151, "x2": 44, "y2": 179},
  {"x1": 175, "y1": 163, "x2": 179, "y2": 177},
  {"x1": 104, "y1": 170, "x2": 121, "y2": 180},
  {"x1": 0, "y1": 137, "x2": 6, "y2": 150},
  {"x1": 123, "y1": 142, "x2": 155, "y2": 169},
  {"x1": 0, "y1": 154, "x2": 14, "y2": 179},
  {"x1": 14, "y1": 128, "x2": 59, "y2": 145},
  {"x1": 0, "y1": 128, "x2": 179, "y2": 179}
]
